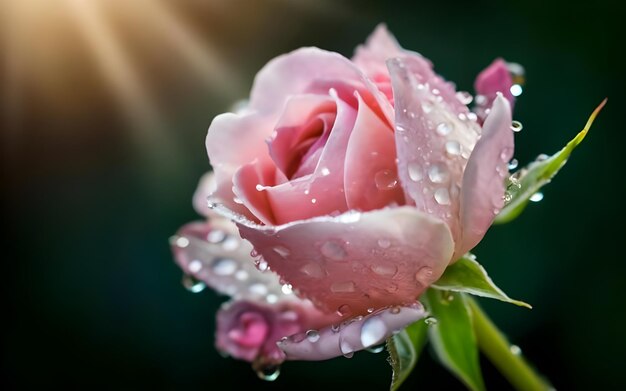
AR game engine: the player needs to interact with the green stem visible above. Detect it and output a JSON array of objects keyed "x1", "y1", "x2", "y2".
[{"x1": 467, "y1": 297, "x2": 552, "y2": 391}]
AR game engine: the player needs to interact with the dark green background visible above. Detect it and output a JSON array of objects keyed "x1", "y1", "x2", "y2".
[{"x1": 3, "y1": 0, "x2": 623, "y2": 389}]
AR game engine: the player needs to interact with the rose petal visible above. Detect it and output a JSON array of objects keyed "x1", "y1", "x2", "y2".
[
  {"x1": 278, "y1": 302, "x2": 426, "y2": 361},
  {"x1": 474, "y1": 58, "x2": 515, "y2": 121},
  {"x1": 248, "y1": 46, "x2": 394, "y2": 126},
  {"x1": 235, "y1": 206, "x2": 454, "y2": 316},
  {"x1": 206, "y1": 111, "x2": 278, "y2": 221},
  {"x1": 344, "y1": 92, "x2": 405, "y2": 210},
  {"x1": 171, "y1": 220, "x2": 290, "y2": 301},
  {"x1": 458, "y1": 94, "x2": 514, "y2": 258},
  {"x1": 388, "y1": 57, "x2": 481, "y2": 246}
]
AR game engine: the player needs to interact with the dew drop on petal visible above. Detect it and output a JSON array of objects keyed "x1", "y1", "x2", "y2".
[
  {"x1": 366, "y1": 344, "x2": 385, "y2": 354},
  {"x1": 339, "y1": 338, "x2": 355, "y2": 358},
  {"x1": 306, "y1": 330, "x2": 320, "y2": 343},
  {"x1": 455, "y1": 91, "x2": 473, "y2": 105},
  {"x1": 428, "y1": 164, "x2": 450, "y2": 183},
  {"x1": 360, "y1": 317, "x2": 387, "y2": 348},
  {"x1": 281, "y1": 284, "x2": 293, "y2": 295},
  {"x1": 330, "y1": 281, "x2": 356, "y2": 293},
  {"x1": 311, "y1": 198, "x2": 317, "y2": 204},
  {"x1": 174, "y1": 236, "x2": 190, "y2": 248},
  {"x1": 436, "y1": 122, "x2": 452, "y2": 136},
  {"x1": 320, "y1": 167, "x2": 331, "y2": 176},
  {"x1": 249, "y1": 283, "x2": 269, "y2": 296},
  {"x1": 415, "y1": 266, "x2": 434, "y2": 285},
  {"x1": 300, "y1": 262, "x2": 325, "y2": 278},
  {"x1": 222, "y1": 236, "x2": 240, "y2": 251},
  {"x1": 320, "y1": 240, "x2": 347, "y2": 261},
  {"x1": 374, "y1": 169, "x2": 398, "y2": 190},
  {"x1": 266, "y1": 294, "x2": 278, "y2": 304},
  {"x1": 510, "y1": 84, "x2": 523, "y2": 97},
  {"x1": 371, "y1": 263, "x2": 398, "y2": 277},
  {"x1": 422, "y1": 102, "x2": 433, "y2": 113},
  {"x1": 445, "y1": 141, "x2": 461, "y2": 156},
  {"x1": 434, "y1": 188, "x2": 451, "y2": 205},
  {"x1": 389, "y1": 306, "x2": 401, "y2": 314},
  {"x1": 408, "y1": 162, "x2": 423, "y2": 181},
  {"x1": 530, "y1": 192, "x2": 544, "y2": 202},
  {"x1": 508, "y1": 158, "x2": 519, "y2": 170},
  {"x1": 212, "y1": 258, "x2": 237, "y2": 276}
]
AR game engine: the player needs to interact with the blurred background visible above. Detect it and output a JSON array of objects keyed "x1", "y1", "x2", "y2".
[{"x1": 2, "y1": 0, "x2": 623, "y2": 389}]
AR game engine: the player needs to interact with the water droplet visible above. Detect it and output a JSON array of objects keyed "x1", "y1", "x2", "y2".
[
  {"x1": 212, "y1": 258, "x2": 237, "y2": 276},
  {"x1": 337, "y1": 304, "x2": 352, "y2": 317},
  {"x1": 510, "y1": 345, "x2": 522, "y2": 355},
  {"x1": 188, "y1": 260, "x2": 202, "y2": 273},
  {"x1": 272, "y1": 245, "x2": 291, "y2": 258},
  {"x1": 377, "y1": 239, "x2": 391, "y2": 249},
  {"x1": 320, "y1": 240, "x2": 347, "y2": 261},
  {"x1": 233, "y1": 197, "x2": 244, "y2": 204},
  {"x1": 360, "y1": 317, "x2": 387, "y2": 348},
  {"x1": 255, "y1": 364, "x2": 281, "y2": 381},
  {"x1": 530, "y1": 192, "x2": 544, "y2": 202},
  {"x1": 535, "y1": 153, "x2": 549, "y2": 162},
  {"x1": 436, "y1": 122, "x2": 452, "y2": 136},
  {"x1": 330, "y1": 281, "x2": 356, "y2": 293},
  {"x1": 374, "y1": 169, "x2": 398, "y2": 190},
  {"x1": 366, "y1": 344, "x2": 385, "y2": 353},
  {"x1": 182, "y1": 275, "x2": 206, "y2": 293},
  {"x1": 428, "y1": 164, "x2": 450, "y2": 183},
  {"x1": 234, "y1": 270, "x2": 249, "y2": 281},
  {"x1": 206, "y1": 229, "x2": 226, "y2": 244},
  {"x1": 395, "y1": 124, "x2": 406, "y2": 132},
  {"x1": 445, "y1": 141, "x2": 461, "y2": 156},
  {"x1": 266, "y1": 294, "x2": 278, "y2": 304},
  {"x1": 249, "y1": 283, "x2": 268, "y2": 296},
  {"x1": 408, "y1": 111, "x2": 416, "y2": 118},
  {"x1": 306, "y1": 330, "x2": 320, "y2": 343},
  {"x1": 422, "y1": 102, "x2": 433, "y2": 113},
  {"x1": 389, "y1": 306, "x2": 401, "y2": 314},
  {"x1": 331, "y1": 324, "x2": 341, "y2": 333},
  {"x1": 320, "y1": 167, "x2": 330, "y2": 176},
  {"x1": 458, "y1": 113, "x2": 467, "y2": 121},
  {"x1": 175, "y1": 236, "x2": 190, "y2": 248},
  {"x1": 257, "y1": 258, "x2": 270, "y2": 272},
  {"x1": 415, "y1": 266, "x2": 434, "y2": 284},
  {"x1": 371, "y1": 263, "x2": 397, "y2": 277},
  {"x1": 508, "y1": 158, "x2": 519, "y2": 170},
  {"x1": 456, "y1": 91, "x2": 473, "y2": 105},
  {"x1": 432, "y1": 88, "x2": 440, "y2": 95},
  {"x1": 475, "y1": 94, "x2": 487, "y2": 105},
  {"x1": 255, "y1": 184, "x2": 265, "y2": 191},
  {"x1": 424, "y1": 317, "x2": 438, "y2": 326},
  {"x1": 300, "y1": 262, "x2": 325, "y2": 278},
  {"x1": 222, "y1": 236, "x2": 239, "y2": 251},
  {"x1": 511, "y1": 120, "x2": 523, "y2": 132},
  {"x1": 339, "y1": 338, "x2": 355, "y2": 358},
  {"x1": 311, "y1": 198, "x2": 317, "y2": 204},
  {"x1": 408, "y1": 162, "x2": 423, "y2": 181},
  {"x1": 281, "y1": 284, "x2": 293, "y2": 295},
  {"x1": 510, "y1": 84, "x2": 523, "y2": 97},
  {"x1": 467, "y1": 112, "x2": 478, "y2": 122},
  {"x1": 434, "y1": 188, "x2": 451, "y2": 205}
]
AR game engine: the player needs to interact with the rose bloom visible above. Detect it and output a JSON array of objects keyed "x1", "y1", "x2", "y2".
[{"x1": 172, "y1": 25, "x2": 516, "y2": 368}]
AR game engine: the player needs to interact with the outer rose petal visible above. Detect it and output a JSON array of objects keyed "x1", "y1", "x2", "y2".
[
  {"x1": 458, "y1": 94, "x2": 514, "y2": 258},
  {"x1": 278, "y1": 302, "x2": 426, "y2": 361},
  {"x1": 235, "y1": 206, "x2": 454, "y2": 316},
  {"x1": 171, "y1": 219, "x2": 289, "y2": 300},
  {"x1": 388, "y1": 57, "x2": 481, "y2": 249},
  {"x1": 216, "y1": 299, "x2": 339, "y2": 364}
]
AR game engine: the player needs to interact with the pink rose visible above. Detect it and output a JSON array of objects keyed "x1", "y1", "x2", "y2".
[{"x1": 205, "y1": 25, "x2": 516, "y2": 318}]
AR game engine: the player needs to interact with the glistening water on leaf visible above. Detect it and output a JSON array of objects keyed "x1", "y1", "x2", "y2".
[
  {"x1": 423, "y1": 290, "x2": 485, "y2": 391},
  {"x1": 432, "y1": 254, "x2": 531, "y2": 308},
  {"x1": 386, "y1": 320, "x2": 428, "y2": 391},
  {"x1": 495, "y1": 98, "x2": 607, "y2": 224}
]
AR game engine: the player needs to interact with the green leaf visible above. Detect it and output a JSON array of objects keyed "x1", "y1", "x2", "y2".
[
  {"x1": 423, "y1": 290, "x2": 485, "y2": 391},
  {"x1": 432, "y1": 255, "x2": 531, "y2": 308},
  {"x1": 495, "y1": 99, "x2": 607, "y2": 224},
  {"x1": 386, "y1": 320, "x2": 428, "y2": 391}
]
